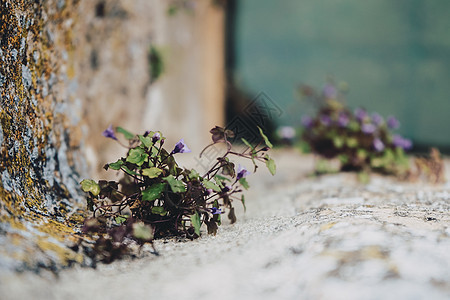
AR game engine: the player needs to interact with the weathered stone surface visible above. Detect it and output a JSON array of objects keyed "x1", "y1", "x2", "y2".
[
  {"x1": 0, "y1": 152, "x2": 448, "y2": 299},
  {"x1": 0, "y1": 0, "x2": 88, "y2": 271}
]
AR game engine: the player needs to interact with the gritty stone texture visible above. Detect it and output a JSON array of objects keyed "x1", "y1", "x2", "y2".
[
  {"x1": 0, "y1": 151, "x2": 448, "y2": 299},
  {"x1": 0, "y1": 0, "x2": 89, "y2": 271}
]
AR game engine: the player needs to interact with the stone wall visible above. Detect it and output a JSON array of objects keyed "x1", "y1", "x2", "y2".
[{"x1": 0, "y1": 0, "x2": 225, "y2": 271}]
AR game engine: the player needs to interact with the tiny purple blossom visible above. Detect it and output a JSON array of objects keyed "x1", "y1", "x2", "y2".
[
  {"x1": 205, "y1": 188, "x2": 213, "y2": 196},
  {"x1": 338, "y1": 113, "x2": 350, "y2": 127},
  {"x1": 301, "y1": 115, "x2": 313, "y2": 128},
  {"x1": 387, "y1": 116, "x2": 400, "y2": 129},
  {"x1": 152, "y1": 132, "x2": 161, "y2": 143},
  {"x1": 393, "y1": 135, "x2": 412, "y2": 150},
  {"x1": 236, "y1": 164, "x2": 251, "y2": 181},
  {"x1": 371, "y1": 113, "x2": 384, "y2": 126},
  {"x1": 172, "y1": 138, "x2": 191, "y2": 154},
  {"x1": 210, "y1": 207, "x2": 222, "y2": 215},
  {"x1": 102, "y1": 125, "x2": 117, "y2": 140},
  {"x1": 320, "y1": 115, "x2": 331, "y2": 126},
  {"x1": 361, "y1": 123, "x2": 377, "y2": 134},
  {"x1": 355, "y1": 108, "x2": 368, "y2": 122},
  {"x1": 323, "y1": 84, "x2": 337, "y2": 99},
  {"x1": 373, "y1": 138, "x2": 385, "y2": 152}
]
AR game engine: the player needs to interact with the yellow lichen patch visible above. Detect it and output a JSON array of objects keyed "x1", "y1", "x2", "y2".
[
  {"x1": 36, "y1": 237, "x2": 84, "y2": 265},
  {"x1": 320, "y1": 222, "x2": 336, "y2": 232}
]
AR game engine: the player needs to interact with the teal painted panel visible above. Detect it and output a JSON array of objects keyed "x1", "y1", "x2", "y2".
[{"x1": 234, "y1": 0, "x2": 450, "y2": 147}]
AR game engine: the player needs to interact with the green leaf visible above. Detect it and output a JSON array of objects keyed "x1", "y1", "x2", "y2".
[
  {"x1": 132, "y1": 222, "x2": 153, "y2": 241},
  {"x1": 333, "y1": 136, "x2": 344, "y2": 148},
  {"x1": 116, "y1": 126, "x2": 135, "y2": 140},
  {"x1": 202, "y1": 179, "x2": 221, "y2": 192},
  {"x1": 346, "y1": 137, "x2": 358, "y2": 148},
  {"x1": 265, "y1": 155, "x2": 276, "y2": 175},
  {"x1": 115, "y1": 215, "x2": 128, "y2": 225},
  {"x1": 122, "y1": 165, "x2": 140, "y2": 176},
  {"x1": 258, "y1": 126, "x2": 273, "y2": 148},
  {"x1": 80, "y1": 179, "x2": 101, "y2": 196},
  {"x1": 138, "y1": 135, "x2": 153, "y2": 148},
  {"x1": 241, "y1": 194, "x2": 246, "y2": 212},
  {"x1": 142, "y1": 183, "x2": 166, "y2": 201},
  {"x1": 164, "y1": 175, "x2": 186, "y2": 193},
  {"x1": 188, "y1": 169, "x2": 200, "y2": 180},
  {"x1": 190, "y1": 212, "x2": 201, "y2": 236},
  {"x1": 239, "y1": 177, "x2": 250, "y2": 190},
  {"x1": 338, "y1": 154, "x2": 349, "y2": 165},
  {"x1": 108, "y1": 159, "x2": 124, "y2": 170},
  {"x1": 357, "y1": 149, "x2": 368, "y2": 160},
  {"x1": 214, "y1": 174, "x2": 230, "y2": 182},
  {"x1": 241, "y1": 138, "x2": 255, "y2": 151},
  {"x1": 142, "y1": 167, "x2": 163, "y2": 178},
  {"x1": 151, "y1": 206, "x2": 167, "y2": 216},
  {"x1": 126, "y1": 148, "x2": 149, "y2": 166}
]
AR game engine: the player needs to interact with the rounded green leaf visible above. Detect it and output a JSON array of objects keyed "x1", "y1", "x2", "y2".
[
  {"x1": 80, "y1": 179, "x2": 101, "y2": 196},
  {"x1": 142, "y1": 183, "x2": 166, "y2": 201},
  {"x1": 164, "y1": 175, "x2": 186, "y2": 193},
  {"x1": 132, "y1": 222, "x2": 153, "y2": 241},
  {"x1": 142, "y1": 167, "x2": 163, "y2": 178}
]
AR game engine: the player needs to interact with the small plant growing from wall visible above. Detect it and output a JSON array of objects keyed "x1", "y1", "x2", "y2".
[
  {"x1": 80, "y1": 125, "x2": 275, "y2": 262},
  {"x1": 299, "y1": 81, "x2": 412, "y2": 178},
  {"x1": 148, "y1": 46, "x2": 164, "y2": 83}
]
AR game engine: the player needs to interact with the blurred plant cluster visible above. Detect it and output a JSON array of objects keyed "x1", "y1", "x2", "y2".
[
  {"x1": 298, "y1": 82, "x2": 412, "y2": 177},
  {"x1": 80, "y1": 125, "x2": 275, "y2": 262}
]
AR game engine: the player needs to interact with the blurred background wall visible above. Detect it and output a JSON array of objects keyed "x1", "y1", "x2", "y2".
[{"x1": 229, "y1": 0, "x2": 450, "y2": 150}]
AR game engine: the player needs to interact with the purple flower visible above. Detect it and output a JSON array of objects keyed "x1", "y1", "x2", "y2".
[
  {"x1": 277, "y1": 126, "x2": 296, "y2": 139},
  {"x1": 210, "y1": 207, "x2": 222, "y2": 215},
  {"x1": 172, "y1": 138, "x2": 191, "y2": 154},
  {"x1": 152, "y1": 132, "x2": 161, "y2": 143},
  {"x1": 361, "y1": 123, "x2": 377, "y2": 134},
  {"x1": 387, "y1": 116, "x2": 400, "y2": 129},
  {"x1": 301, "y1": 115, "x2": 313, "y2": 128},
  {"x1": 338, "y1": 113, "x2": 350, "y2": 127},
  {"x1": 236, "y1": 164, "x2": 251, "y2": 181},
  {"x1": 102, "y1": 125, "x2": 117, "y2": 140},
  {"x1": 205, "y1": 188, "x2": 213, "y2": 196},
  {"x1": 393, "y1": 135, "x2": 413, "y2": 150},
  {"x1": 355, "y1": 108, "x2": 368, "y2": 122},
  {"x1": 221, "y1": 185, "x2": 232, "y2": 193},
  {"x1": 371, "y1": 113, "x2": 384, "y2": 126},
  {"x1": 323, "y1": 84, "x2": 337, "y2": 99},
  {"x1": 373, "y1": 138, "x2": 385, "y2": 152},
  {"x1": 320, "y1": 115, "x2": 331, "y2": 126}
]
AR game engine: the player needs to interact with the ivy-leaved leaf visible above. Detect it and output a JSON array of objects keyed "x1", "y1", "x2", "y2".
[
  {"x1": 80, "y1": 179, "x2": 101, "y2": 196},
  {"x1": 202, "y1": 179, "x2": 221, "y2": 192},
  {"x1": 142, "y1": 167, "x2": 163, "y2": 178},
  {"x1": 126, "y1": 148, "x2": 148, "y2": 166},
  {"x1": 138, "y1": 135, "x2": 153, "y2": 148},
  {"x1": 108, "y1": 159, "x2": 124, "y2": 170},
  {"x1": 142, "y1": 183, "x2": 166, "y2": 201},
  {"x1": 164, "y1": 175, "x2": 186, "y2": 193},
  {"x1": 151, "y1": 206, "x2": 167, "y2": 216}
]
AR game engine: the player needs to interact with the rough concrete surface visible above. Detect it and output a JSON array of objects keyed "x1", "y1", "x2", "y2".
[{"x1": 1, "y1": 150, "x2": 449, "y2": 299}]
